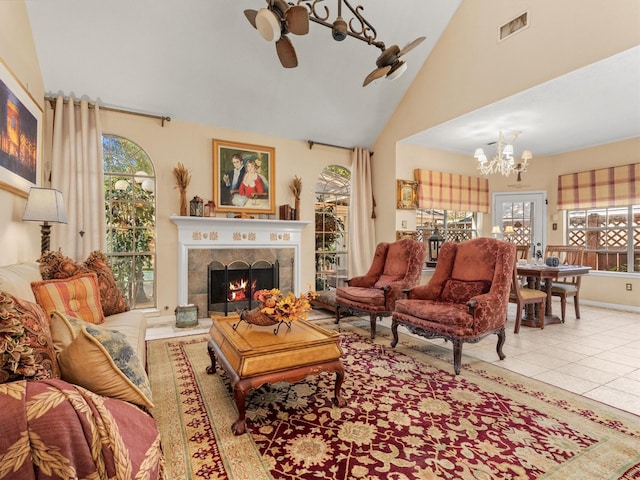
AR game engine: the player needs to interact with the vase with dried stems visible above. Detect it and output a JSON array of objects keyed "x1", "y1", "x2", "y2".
[
  {"x1": 173, "y1": 163, "x2": 191, "y2": 216},
  {"x1": 289, "y1": 175, "x2": 302, "y2": 220}
]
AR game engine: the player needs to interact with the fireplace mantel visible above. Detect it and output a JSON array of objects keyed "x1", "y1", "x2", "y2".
[{"x1": 170, "y1": 216, "x2": 311, "y2": 306}]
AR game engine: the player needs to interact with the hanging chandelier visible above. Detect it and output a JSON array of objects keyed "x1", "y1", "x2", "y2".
[{"x1": 474, "y1": 131, "x2": 533, "y2": 180}]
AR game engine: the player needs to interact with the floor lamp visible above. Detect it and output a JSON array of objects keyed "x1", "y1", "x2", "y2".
[{"x1": 22, "y1": 187, "x2": 68, "y2": 255}]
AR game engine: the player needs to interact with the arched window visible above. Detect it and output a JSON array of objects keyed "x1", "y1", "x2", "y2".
[
  {"x1": 315, "y1": 165, "x2": 350, "y2": 291},
  {"x1": 103, "y1": 135, "x2": 156, "y2": 309}
]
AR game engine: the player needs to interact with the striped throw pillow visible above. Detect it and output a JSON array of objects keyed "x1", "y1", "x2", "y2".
[{"x1": 32, "y1": 273, "x2": 105, "y2": 325}]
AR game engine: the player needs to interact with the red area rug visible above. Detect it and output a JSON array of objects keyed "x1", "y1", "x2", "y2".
[{"x1": 148, "y1": 317, "x2": 640, "y2": 479}]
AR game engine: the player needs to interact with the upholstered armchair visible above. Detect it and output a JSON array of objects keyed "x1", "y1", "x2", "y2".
[
  {"x1": 391, "y1": 238, "x2": 516, "y2": 375},
  {"x1": 335, "y1": 239, "x2": 426, "y2": 339}
]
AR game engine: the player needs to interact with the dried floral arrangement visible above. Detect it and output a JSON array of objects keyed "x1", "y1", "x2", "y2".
[
  {"x1": 173, "y1": 162, "x2": 191, "y2": 215},
  {"x1": 289, "y1": 175, "x2": 302, "y2": 220}
]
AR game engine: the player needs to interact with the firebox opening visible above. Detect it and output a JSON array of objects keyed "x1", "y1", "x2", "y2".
[{"x1": 208, "y1": 259, "x2": 279, "y2": 315}]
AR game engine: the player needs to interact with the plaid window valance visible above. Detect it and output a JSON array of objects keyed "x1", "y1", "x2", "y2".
[
  {"x1": 414, "y1": 169, "x2": 489, "y2": 213},
  {"x1": 557, "y1": 163, "x2": 639, "y2": 210}
]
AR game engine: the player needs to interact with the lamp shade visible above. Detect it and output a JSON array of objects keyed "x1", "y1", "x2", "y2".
[
  {"x1": 503, "y1": 226, "x2": 515, "y2": 235},
  {"x1": 491, "y1": 226, "x2": 501, "y2": 234},
  {"x1": 22, "y1": 187, "x2": 67, "y2": 224}
]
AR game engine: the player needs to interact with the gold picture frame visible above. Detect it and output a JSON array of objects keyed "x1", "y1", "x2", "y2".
[
  {"x1": 396, "y1": 179, "x2": 418, "y2": 210},
  {"x1": 0, "y1": 58, "x2": 42, "y2": 197},
  {"x1": 213, "y1": 139, "x2": 276, "y2": 215}
]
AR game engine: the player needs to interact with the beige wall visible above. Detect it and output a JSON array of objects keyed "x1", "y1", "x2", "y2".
[
  {"x1": 1, "y1": 0, "x2": 638, "y2": 312},
  {"x1": 0, "y1": 1, "x2": 46, "y2": 265},
  {"x1": 372, "y1": 0, "x2": 640, "y2": 309},
  {"x1": 97, "y1": 110, "x2": 351, "y2": 316}
]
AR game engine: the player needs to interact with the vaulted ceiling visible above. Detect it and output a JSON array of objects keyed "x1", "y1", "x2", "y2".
[{"x1": 25, "y1": 1, "x2": 640, "y2": 157}]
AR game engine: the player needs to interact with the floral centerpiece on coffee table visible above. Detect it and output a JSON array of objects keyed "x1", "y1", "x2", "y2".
[{"x1": 234, "y1": 288, "x2": 317, "y2": 334}]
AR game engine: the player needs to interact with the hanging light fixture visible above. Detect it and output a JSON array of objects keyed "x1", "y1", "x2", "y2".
[
  {"x1": 244, "y1": 0, "x2": 426, "y2": 87},
  {"x1": 474, "y1": 131, "x2": 533, "y2": 180}
]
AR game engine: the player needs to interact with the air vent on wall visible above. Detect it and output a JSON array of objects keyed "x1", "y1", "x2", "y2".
[{"x1": 499, "y1": 11, "x2": 529, "y2": 41}]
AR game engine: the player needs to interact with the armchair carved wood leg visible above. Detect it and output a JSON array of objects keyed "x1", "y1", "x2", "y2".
[
  {"x1": 335, "y1": 305, "x2": 342, "y2": 325},
  {"x1": 390, "y1": 320, "x2": 400, "y2": 348},
  {"x1": 496, "y1": 328, "x2": 506, "y2": 361},
  {"x1": 452, "y1": 340, "x2": 463, "y2": 375},
  {"x1": 368, "y1": 313, "x2": 377, "y2": 339}
]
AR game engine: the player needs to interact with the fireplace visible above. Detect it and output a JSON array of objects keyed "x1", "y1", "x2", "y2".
[
  {"x1": 170, "y1": 216, "x2": 310, "y2": 319},
  {"x1": 209, "y1": 259, "x2": 279, "y2": 314}
]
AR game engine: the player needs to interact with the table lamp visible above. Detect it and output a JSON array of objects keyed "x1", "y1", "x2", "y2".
[{"x1": 22, "y1": 187, "x2": 67, "y2": 255}]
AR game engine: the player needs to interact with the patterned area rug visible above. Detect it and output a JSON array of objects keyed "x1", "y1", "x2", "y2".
[{"x1": 147, "y1": 316, "x2": 640, "y2": 480}]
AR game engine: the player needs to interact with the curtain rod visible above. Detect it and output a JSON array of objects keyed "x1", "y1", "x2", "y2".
[
  {"x1": 45, "y1": 95, "x2": 171, "y2": 127},
  {"x1": 307, "y1": 140, "x2": 374, "y2": 156}
]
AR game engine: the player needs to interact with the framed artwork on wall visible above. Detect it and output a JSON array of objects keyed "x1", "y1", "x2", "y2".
[
  {"x1": 396, "y1": 179, "x2": 418, "y2": 209},
  {"x1": 396, "y1": 230, "x2": 418, "y2": 241},
  {"x1": 213, "y1": 139, "x2": 276, "y2": 215},
  {"x1": 0, "y1": 58, "x2": 42, "y2": 197}
]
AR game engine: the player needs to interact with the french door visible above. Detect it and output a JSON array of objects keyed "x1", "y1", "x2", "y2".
[{"x1": 492, "y1": 192, "x2": 547, "y2": 259}]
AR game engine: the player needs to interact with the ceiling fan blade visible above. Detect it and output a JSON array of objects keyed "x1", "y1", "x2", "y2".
[
  {"x1": 398, "y1": 36, "x2": 426, "y2": 57},
  {"x1": 285, "y1": 5, "x2": 309, "y2": 35},
  {"x1": 363, "y1": 65, "x2": 391, "y2": 87},
  {"x1": 244, "y1": 9, "x2": 258, "y2": 28},
  {"x1": 276, "y1": 35, "x2": 298, "y2": 68}
]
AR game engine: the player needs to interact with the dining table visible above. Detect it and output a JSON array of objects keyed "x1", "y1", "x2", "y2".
[{"x1": 515, "y1": 263, "x2": 591, "y2": 328}]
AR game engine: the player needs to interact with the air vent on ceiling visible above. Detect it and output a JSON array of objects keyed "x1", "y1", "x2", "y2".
[{"x1": 499, "y1": 11, "x2": 529, "y2": 41}]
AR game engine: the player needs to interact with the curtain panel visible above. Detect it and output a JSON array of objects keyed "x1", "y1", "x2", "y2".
[
  {"x1": 414, "y1": 169, "x2": 489, "y2": 213},
  {"x1": 557, "y1": 163, "x2": 639, "y2": 210},
  {"x1": 348, "y1": 147, "x2": 376, "y2": 276}
]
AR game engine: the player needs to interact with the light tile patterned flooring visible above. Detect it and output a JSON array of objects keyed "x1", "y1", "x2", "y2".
[{"x1": 146, "y1": 301, "x2": 640, "y2": 416}]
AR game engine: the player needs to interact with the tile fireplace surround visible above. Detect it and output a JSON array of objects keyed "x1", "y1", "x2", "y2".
[{"x1": 170, "y1": 216, "x2": 310, "y2": 317}]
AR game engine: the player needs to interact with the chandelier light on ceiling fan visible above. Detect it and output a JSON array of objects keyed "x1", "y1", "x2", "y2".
[
  {"x1": 244, "y1": 0, "x2": 426, "y2": 87},
  {"x1": 474, "y1": 131, "x2": 533, "y2": 181}
]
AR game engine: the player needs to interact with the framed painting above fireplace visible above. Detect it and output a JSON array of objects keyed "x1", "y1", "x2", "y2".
[{"x1": 213, "y1": 139, "x2": 276, "y2": 215}]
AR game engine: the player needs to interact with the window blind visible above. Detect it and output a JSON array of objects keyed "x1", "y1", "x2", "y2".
[
  {"x1": 414, "y1": 169, "x2": 489, "y2": 213},
  {"x1": 557, "y1": 162, "x2": 639, "y2": 210}
]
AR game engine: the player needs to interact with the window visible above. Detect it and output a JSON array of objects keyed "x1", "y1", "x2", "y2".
[
  {"x1": 416, "y1": 209, "x2": 479, "y2": 243},
  {"x1": 103, "y1": 135, "x2": 156, "y2": 308},
  {"x1": 566, "y1": 205, "x2": 639, "y2": 273},
  {"x1": 315, "y1": 165, "x2": 350, "y2": 291}
]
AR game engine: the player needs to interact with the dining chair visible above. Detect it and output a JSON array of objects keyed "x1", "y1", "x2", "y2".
[
  {"x1": 544, "y1": 245, "x2": 585, "y2": 321},
  {"x1": 515, "y1": 244, "x2": 530, "y2": 260},
  {"x1": 509, "y1": 266, "x2": 547, "y2": 333}
]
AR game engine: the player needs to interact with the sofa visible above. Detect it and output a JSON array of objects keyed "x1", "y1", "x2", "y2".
[{"x1": 0, "y1": 258, "x2": 164, "y2": 479}]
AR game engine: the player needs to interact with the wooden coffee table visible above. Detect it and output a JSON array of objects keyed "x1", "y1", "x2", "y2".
[{"x1": 206, "y1": 315, "x2": 346, "y2": 435}]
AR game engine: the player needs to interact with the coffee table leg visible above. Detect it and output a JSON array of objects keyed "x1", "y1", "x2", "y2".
[
  {"x1": 231, "y1": 381, "x2": 250, "y2": 435},
  {"x1": 333, "y1": 365, "x2": 347, "y2": 407},
  {"x1": 206, "y1": 341, "x2": 217, "y2": 374}
]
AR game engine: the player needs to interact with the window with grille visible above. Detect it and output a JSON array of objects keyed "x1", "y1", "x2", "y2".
[
  {"x1": 566, "y1": 205, "x2": 639, "y2": 273},
  {"x1": 103, "y1": 134, "x2": 157, "y2": 308},
  {"x1": 415, "y1": 209, "x2": 478, "y2": 243}
]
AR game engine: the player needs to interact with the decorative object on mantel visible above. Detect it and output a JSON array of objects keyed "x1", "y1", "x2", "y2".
[
  {"x1": 189, "y1": 196, "x2": 204, "y2": 217},
  {"x1": 289, "y1": 175, "x2": 302, "y2": 220},
  {"x1": 279, "y1": 204, "x2": 295, "y2": 220},
  {"x1": 233, "y1": 288, "x2": 316, "y2": 334},
  {"x1": 173, "y1": 162, "x2": 191, "y2": 216},
  {"x1": 204, "y1": 200, "x2": 216, "y2": 217},
  {"x1": 474, "y1": 131, "x2": 533, "y2": 181}
]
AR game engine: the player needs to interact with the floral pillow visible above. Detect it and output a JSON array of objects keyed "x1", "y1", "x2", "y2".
[
  {"x1": 0, "y1": 291, "x2": 60, "y2": 384},
  {"x1": 57, "y1": 323, "x2": 153, "y2": 408},
  {"x1": 39, "y1": 250, "x2": 128, "y2": 316}
]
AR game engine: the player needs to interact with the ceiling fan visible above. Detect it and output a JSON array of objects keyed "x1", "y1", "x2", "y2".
[
  {"x1": 244, "y1": 0, "x2": 310, "y2": 68},
  {"x1": 363, "y1": 36, "x2": 426, "y2": 87}
]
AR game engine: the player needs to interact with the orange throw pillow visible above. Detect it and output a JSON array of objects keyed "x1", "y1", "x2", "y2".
[{"x1": 32, "y1": 273, "x2": 106, "y2": 325}]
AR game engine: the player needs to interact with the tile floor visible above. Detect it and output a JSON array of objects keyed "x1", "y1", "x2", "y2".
[{"x1": 146, "y1": 300, "x2": 640, "y2": 416}]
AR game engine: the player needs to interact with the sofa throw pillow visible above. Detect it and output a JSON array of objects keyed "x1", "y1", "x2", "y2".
[
  {"x1": 39, "y1": 250, "x2": 129, "y2": 317},
  {"x1": 0, "y1": 291, "x2": 60, "y2": 384},
  {"x1": 49, "y1": 310, "x2": 86, "y2": 354},
  {"x1": 83, "y1": 251, "x2": 129, "y2": 316},
  {"x1": 440, "y1": 279, "x2": 491, "y2": 304},
  {"x1": 32, "y1": 273, "x2": 106, "y2": 325},
  {"x1": 57, "y1": 324, "x2": 153, "y2": 408}
]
